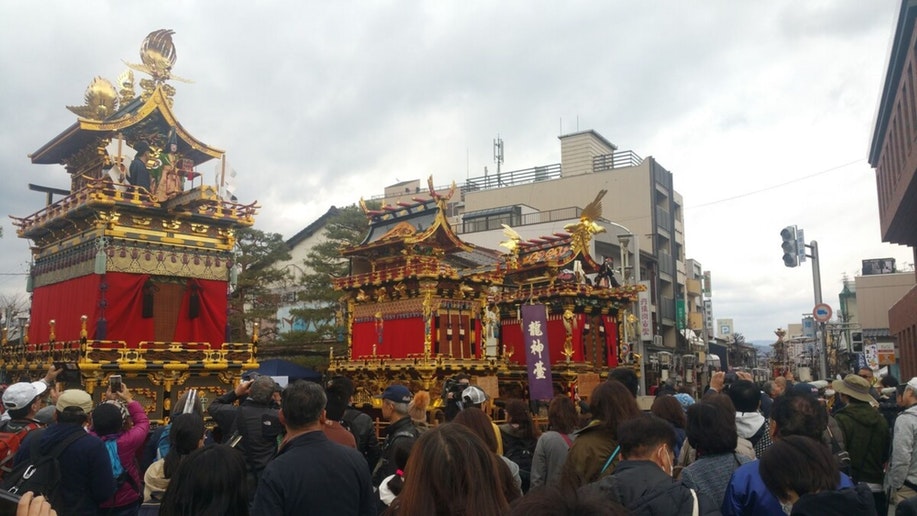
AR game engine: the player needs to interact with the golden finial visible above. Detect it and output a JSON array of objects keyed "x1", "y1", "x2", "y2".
[
  {"x1": 118, "y1": 69, "x2": 135, "y2": 105},
  {"x1": 49, "y1": 319, "x2": 56, "y2": 343},
  {"x1": 80, "y1": 315, "x2": 88, "y2": 339},
  {"x1": 66, "y1": 77, "x2": 118, "y2": 120}
]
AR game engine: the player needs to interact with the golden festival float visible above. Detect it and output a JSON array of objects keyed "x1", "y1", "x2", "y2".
[
  {"x1": 329, "y1": 183, "x2": 646, "y2": 412},
  {"x1": 2, "y1": 30, "x2": 258, "y2": 419}
]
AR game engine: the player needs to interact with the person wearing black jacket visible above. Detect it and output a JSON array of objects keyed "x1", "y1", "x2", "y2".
[
  {"x1": 207, "y1": 375, "x2": 281, "y2": 497},
  {"x1": 373, "y1": 384, "x2": 419, "y2": 487},
  {"x1": 580, "y1": 414, "x2": 719, "y2": 515},
  {"x1": 251, "y1": 381, "x2": 373, "y2": 516}
]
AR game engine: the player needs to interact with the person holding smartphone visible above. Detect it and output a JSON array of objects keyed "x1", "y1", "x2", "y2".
[{"x1": 90, "y1": 377, "x2": 150, "y2": 515}]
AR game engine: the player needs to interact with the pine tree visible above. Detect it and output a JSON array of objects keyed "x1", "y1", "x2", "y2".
[
  {"x1": 228, "y1": 227, "x2": 291, "y2": 342},
  {"x1": 276, "y1": 204, "x2": 371, "y2": 361}
]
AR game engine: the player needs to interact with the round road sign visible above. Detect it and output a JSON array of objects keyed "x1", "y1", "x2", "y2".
[{"x1": 813, "y1": 303, "x2": 832, "y2": 323}]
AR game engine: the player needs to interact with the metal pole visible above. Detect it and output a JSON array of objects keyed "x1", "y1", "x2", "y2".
[
  {"x1": 810, "y1": 241, "x2": 827, "y2": 380},
  {"x1": 633, "y1": 233, "x2": 646, "y2": 395}
]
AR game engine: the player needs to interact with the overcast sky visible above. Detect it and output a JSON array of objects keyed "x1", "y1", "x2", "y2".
[{"x1": 0, "y1": 1, "x2": 911, "y2": 343}]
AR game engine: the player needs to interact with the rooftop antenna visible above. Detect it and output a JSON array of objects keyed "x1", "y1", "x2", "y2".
[{"x1": 494, "y1": 135, "x2": 504, "y2": 187}]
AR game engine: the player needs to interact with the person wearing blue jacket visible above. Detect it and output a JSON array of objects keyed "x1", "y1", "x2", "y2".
[
  {"x1": 15, "y1": 389, "x2": 117, "y2": 516},
  {"x1": 722, "y1": 389, "x2": 854, "y2": 515}
]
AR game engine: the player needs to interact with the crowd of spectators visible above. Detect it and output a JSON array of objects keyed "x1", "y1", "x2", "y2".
[{"x1": 3, "y1": 363, "x2": 914, "y2": 516}]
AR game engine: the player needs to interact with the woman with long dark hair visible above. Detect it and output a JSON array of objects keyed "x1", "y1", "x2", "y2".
[
  {"x1": 143, "y1": 413, "x2": 206, "y2": 501},
  {"x1": 385, "y1": 424, "x2": 511, "y2": 516},
  {"x1": 560, "y1": 380, "x2": 640, "y2": 490},
  {"x1": 530, "y1": 395, "x2": 580, "y2": 489},
  {"x1": 453, "y1": 407, "x2": 522, "y2": 499},
  {"x1": 159, "y1": 444, "x2": 250, "y2": 516},
  {"x1": 500, "y1": 399, "x2": 540, "y2": 492}
]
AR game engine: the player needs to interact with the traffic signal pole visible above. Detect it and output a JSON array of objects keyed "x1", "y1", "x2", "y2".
[{"x1": 807, "y1": 240, "x2": 827, "y2": 380}]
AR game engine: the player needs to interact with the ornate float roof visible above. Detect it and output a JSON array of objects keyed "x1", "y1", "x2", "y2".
[
  {"x1": 30, "y1": 29, "x2": 222, "y2": 167},
  {"x1": 30, "y1": 86, "x2": 222, "y2": 166},
  {"x1": 345, "y1": 178, "x2": 483, "y2": 259}
]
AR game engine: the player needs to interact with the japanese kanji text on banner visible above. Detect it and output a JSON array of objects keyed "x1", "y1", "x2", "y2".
[{"x1": 522, "y1": 304, "x2": 554, "y2": 400}]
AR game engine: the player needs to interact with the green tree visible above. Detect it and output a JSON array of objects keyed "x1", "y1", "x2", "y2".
[
  {"x1": 277, "y1": 204, "x2": 371, "y2": 356},
  {"x1": 228, "y1": 227, "x2": 291, "y2": 342}
]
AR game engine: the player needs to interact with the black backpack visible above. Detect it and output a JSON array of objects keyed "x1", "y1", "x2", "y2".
[{"x1": 1, "y1": 429, "x2": 86, "y2": 505}]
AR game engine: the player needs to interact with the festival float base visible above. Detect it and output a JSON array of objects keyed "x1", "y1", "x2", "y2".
[{"x1": 0, "y1": 325, "x2": 257, "y2": 420}]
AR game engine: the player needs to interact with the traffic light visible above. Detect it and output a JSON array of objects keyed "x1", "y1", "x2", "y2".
[{"x1": 781, "y1": 226, "x2": 798, "y2": 267}]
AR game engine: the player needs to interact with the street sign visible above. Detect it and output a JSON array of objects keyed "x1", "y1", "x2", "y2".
[{"x1": 813, "y1": 303, "x2": 832, "y2": 323}]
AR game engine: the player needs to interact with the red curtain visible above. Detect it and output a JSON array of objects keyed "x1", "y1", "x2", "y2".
[
  {"x1": 603, "y1": 316, "x2": 619, "y2": 368},
  {"x1": 352, "y1": 321, "x2": 376, "y2": 358},
  {"x1": 502, "y1": 321, "x2": 524, "y2": 365},
  {"x1": 103, "y1": 273, "x2": 155, "y2": 347},
  {"x1": 350, "y1": 317, "x2": 425, "y2": 358},
  {"x1": 546, "y1": 318, "x2": 568, "y2": 365},
  {"x1": 29, "y1": 275, "x2": 101, "y2": 343},
  {"x1": 173, "y1": 279, "x2": 227, "y2": 348},
  {"x1": 31, "y1": 273, "x2": 228, "y2": 348}
]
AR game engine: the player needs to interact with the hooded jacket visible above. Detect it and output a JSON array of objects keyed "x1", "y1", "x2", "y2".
[
  {"x1": 833, "y1": 399, "x2": 889, "y2": 484},
  {"x1": 735, "y1": 412, "x2": 771, "y2": 458}
]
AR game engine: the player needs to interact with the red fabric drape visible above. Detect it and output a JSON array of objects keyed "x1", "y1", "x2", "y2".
[
  {"x1": 546, "y1": 318, "x2": 566, "y2": 365},
  {"x1": 103, "y1": 273, "x2": 155, "y2": 347},
  {"x1": 29, "y1": 275, "x2": 101, "y2": 343},
  {"x1": 603, "y1": 316, "x2": 619, "y2": 368},
  {"x1": 380, "y1": 318, "x2": 425, "y2": 358},
  {"x1": 31, "y1": 273, "x2": 229, "y2": 348},
  {"x1": 502, "y1": 321, "x2": 524, "y2": 365},
  {"x1": 352, "y1": 318, "x2": 424, "y2": 358},
  {"x1": 352, "y1": 321, "x2": 376, "y2": 358},
  {"x1": 173, "y1": 279, "x2": 227, "y2": 348}
]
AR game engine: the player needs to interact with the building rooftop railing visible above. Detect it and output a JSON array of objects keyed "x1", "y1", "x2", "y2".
[{"x1": 372, "y1": 149, "x2": 643, "y2": 201}]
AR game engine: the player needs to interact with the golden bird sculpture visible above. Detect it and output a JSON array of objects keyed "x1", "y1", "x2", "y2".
[
  {"x1": 565, "y1": 189, "x2": 608, "y2": 255},
  {"x1": 499, "y1": 223, "x2": 523, "y2": 252},
  {"x1": 66, "y1": 77, "x2": 118, "y2": 120}
]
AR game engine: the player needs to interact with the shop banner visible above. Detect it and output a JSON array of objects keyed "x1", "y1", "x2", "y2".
[{"x1": 522, "y1": 304, "x2": 554, "y2": 400}]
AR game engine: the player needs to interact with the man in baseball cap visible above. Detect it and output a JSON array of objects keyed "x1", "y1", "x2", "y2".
[
  {"x1": 0, "y1": 381, "x2": 49, "y2": 433},
  {"x1": 16, "y1": 388, "x2": 116, "y2": 513},
  {"x1": 374, "y1": 384, "x2": 419, "y2": 486}
]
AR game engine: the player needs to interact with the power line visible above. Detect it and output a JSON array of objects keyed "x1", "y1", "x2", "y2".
[{"x1": 686, "y1": 158, "x2": 865, "y2": 210}]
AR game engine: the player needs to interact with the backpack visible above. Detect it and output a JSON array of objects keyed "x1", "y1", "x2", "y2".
[
  {"x1": 102, "y1": 437, "x2": 140, "y2": 494},
  {"x1": 155, "y1": 424, "x2": 171, "y2": 461},
  {"x1": 0, "y1": 422, "x2": 40, "y2": 478},
  {"x1": 502, "y1": 433, "x2": 535, "y2": 492},
  {"x1": 1, "y1": 429, "x2": 86, "y2": 505}
]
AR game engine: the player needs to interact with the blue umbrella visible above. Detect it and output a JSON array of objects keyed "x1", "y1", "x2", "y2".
[{"x1": 245, "y1": 359, "x2": 322, "y2": 383}]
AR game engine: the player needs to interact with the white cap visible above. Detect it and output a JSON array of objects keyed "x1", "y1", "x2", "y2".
[{"x1": 2, "y1": 381, "x2": 48, "y2": 411}]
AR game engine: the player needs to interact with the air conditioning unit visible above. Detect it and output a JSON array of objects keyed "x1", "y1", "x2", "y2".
[{"x1": 653, "y1": 335, "x2": 664, "y2": 348}]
